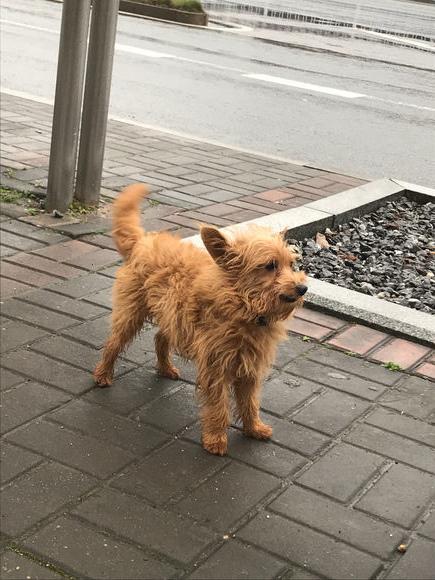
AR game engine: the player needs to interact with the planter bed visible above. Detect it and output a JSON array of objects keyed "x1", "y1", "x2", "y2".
[{"x1": 287, "y1": 196, "x2": 434, "y2": 314}]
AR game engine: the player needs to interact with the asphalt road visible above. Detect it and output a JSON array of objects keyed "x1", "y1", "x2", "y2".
[{"x1": 1, "y1": 0, "x2": 435, "y2": 186}]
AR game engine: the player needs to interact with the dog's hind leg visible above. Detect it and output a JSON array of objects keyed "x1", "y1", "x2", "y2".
[
  {"x1": 155, "y1": 330, "x2": 180, "y2": 380},
  {"x1": 94, "y1": 280, "x2": 145, "y2": 387},
  {"x1": 234, "y1": 377, "x2": 273, "y2": 440}
]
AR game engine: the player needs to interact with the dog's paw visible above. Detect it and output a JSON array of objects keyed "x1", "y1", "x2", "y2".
[
  {"x1": 93, "y1": 365, "x2": 112, "y2": 388},
  {"x1": 202, "y1": 433, "x2": 228, "y2": 456},
  {"x1": 245, "y1": 422, "x2": 273, "y2": 440},
  {"x1": 158, "y1": 365, "x2": 180, "y2": 380}
]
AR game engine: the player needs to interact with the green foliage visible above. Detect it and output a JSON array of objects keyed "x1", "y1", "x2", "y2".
[
  {"x1": 68, "y1": 200, "x2": 97, "y2": 217},
  {"x1": 0, "y1": 187, "x2": 24, "y2": 203},
  {"x1": 383, "y1": 361, "x2": 402, "y2": 372},
  {"x1": 130, "y1": 0, "x2": 204, "y2": 12}
]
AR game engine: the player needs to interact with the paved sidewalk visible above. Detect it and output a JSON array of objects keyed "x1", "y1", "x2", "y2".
[{"x1": 1, "y1": 92, "x2": 435, "y2": 579}]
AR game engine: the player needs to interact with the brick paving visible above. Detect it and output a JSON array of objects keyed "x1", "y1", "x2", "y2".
[{"x1": 1, "y1": 92, "x2": 435, "y2": 579}]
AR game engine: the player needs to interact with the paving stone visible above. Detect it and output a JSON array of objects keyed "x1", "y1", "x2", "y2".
[
  {"x1": 33, "y1": 239, "x2": 96, "y2": 262},
  {"x1": 256, "y1": 189, "x2": 293, "y2": 202},
  {"x1": 20, "y1": 288, "x2": 108, "y2": 320},
  {"x1": 1, "y1": 262, "x2": 59, "y2": 287},
  {"x1": 270, "y1": 485, "x2": 403, "y2": 559},
  {"x1": 0, "y1": 318, "x2": 47, "y2": 352},
  {"x1": 0, "y1": 230, "x2": 45, "y2": 252},
  {"x1": 0, "y1": 277, "x2": 33, "y2": 299},
  {"x1": 287, "y1": 318, "x2": 332, "y2": 340},
  {"x1": 73, "y1": 487, "x2": 216, "y2": 565},
  {"x1": 3, "y1": 221, "x2": 65, "y2": 248},
  {"x1": 386, "y1": 537, "x2": 435, "y2": 580},
  {"x1": 1, "y1": 442, "x2": 43, "y2": 485},
  {"x1": 62, "y1": 314, "x2": 110, "y2": 347},
  {"x1": 31, "y1": 335, "x2": 132, "y2": 374},
  {"x1": 293, "y1": 390, "x2": 369, "y2": 435},
  {"x1": 285, "y1": 357, "x2": 387, "y2": 400},
  {"x1": 5, "y1": 252, "x2": 84, "y2": 279},
  {"x1": 113, "y1": 439, "x2": 223, "y2": 504},
  {"x1": 0, "y1": 244, "x2": 17, "y2": 257},
  {"x1": 0, "y1": 461, "x2": 96, "y2": 535},
  {"x1": 84, "y1": 366, "x2": 176, "y2": 415},
  {"x1": 189, "y1": 540, "x2": 285, "y2": 579},
  {"x1": 370, "y1": 338, "x2": 431, "y2": 369},
  {"x1": 261, "y1": 374, "x2": 322, "y2": 416},
  {"x1": 1, "y1": 349, "x2": 93, "y2": 395},
  {"x1": 1, "y1": 382, "x2": 70, "y2": 435},
  {"x1": 356, "y1": 463, "x2": 435, "y2": 527},
  {"x1": 297, "y1": 442, "x2": 384, "y2": 502},
  {"x1": 380, "y1": 375, "x2": 435, "y2": 421},
  {"x1": 294, "y1": 309, "x2": 347, "y2": 330},
  {"x1": 50, "y1": 398, "x2": 168, "y2": 456},
  {"x1": 261, "y1": 413, "x2": 330, "y2": 456},
  {"x1": 199, "y1": 203, "x2": 238, "y2": 217},
  {"x1": 7, "y1": 419, "x2": 133, "y2": 479},
  {"x1": 305, "y1": 346, "x2": 402, "y2": 386},
  {"x1": 273, "y1": 335, "x2": 315, "y2": 369},
  {"x1": 364, "y1": 408, "x2": 435, "y2": 447},
  {"x1": 327, "y1": 325, "x2": 388, "y2": 355},
  {"x1": 23, "y1": 516, "x2": 176, "y2": 579},
  {"x1": 176, "y1": 461, "x2": 279, "y2": 532},
  {"x1": 181, "y1": 210, "x2": 234, "y2": 227},
  {"x1": 227, "y1": 198, "x2": 277, "y2": 214},
  {"x1": 81, "y1": 233, "x2": 118, "y2": 250},
  {"x1": 345, "y1": 423, "x2": 435, "y2": 474},
  {"x1": 415, "y1": 362, "x2": 435, "y2": 380},
  {"x1": 0, "y1": 550, "x2": 63, "y2": 580},
  {"x1": 239, "y1": 512, "x2": 382, "y2": 579},
  {"x1": 65, "y1": 248, "x2": 120, "y2": 271},
  {"x1": 138, "y1": 383, "x2": 198, "y2": 432},
  {"x1": 122, "y1": 328, "x2": 161, "y2": 365},
  {"x1": 1, "y1": 299, "x2": 78, "y2": 331},
  {"x1": 280, "y1": 567, "x2": 320, "y2": 580},
  {"x1": 46, "y1": 273, "x2": 113, "y2": 298},
  {"x1": 419, "y1": 511, "x2": 435, "y2": 540},
  {"x1": 226, "y1": 429, "x2": 307, "y2": 477},
  {"x1": 200, "y1": 190, "x2": 240, "y2": 202},
  {"x1": 0, "y1": 368, "x2": 23, "y2": 391}
]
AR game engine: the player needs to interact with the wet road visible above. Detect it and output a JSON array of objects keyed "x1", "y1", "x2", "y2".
[{"x1": 1, "y1": 0, "x2": 435, "y2": 186}]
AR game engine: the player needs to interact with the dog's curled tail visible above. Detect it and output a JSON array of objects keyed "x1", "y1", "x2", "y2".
[{"x1": 112, "y1": 183, "x2": 150, "y2": 259}]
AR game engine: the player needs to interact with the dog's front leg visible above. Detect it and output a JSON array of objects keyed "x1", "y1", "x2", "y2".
[
  {"x1": 234, "y1": 376, "x2": 273, "y2": 440},
  {"x1": 198, "y1": 371, "x2": 230, "y2": 456}
]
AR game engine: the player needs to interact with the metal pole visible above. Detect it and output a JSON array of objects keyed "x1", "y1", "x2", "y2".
[
  {"x1": 75, "y1": 0, "x2": 120, "y2": 205},
  {"x1": 46, "y1": 0, "x2": 92, "y2": 213}
]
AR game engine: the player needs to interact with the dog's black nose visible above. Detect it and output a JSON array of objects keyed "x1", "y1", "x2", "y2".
[{"x1": 296, "y1": 284, "x2": 308, "y2": 296}]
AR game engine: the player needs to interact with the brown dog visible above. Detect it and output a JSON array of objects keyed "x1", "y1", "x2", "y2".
[{"x1": 94, "y1": 184, "x2": 308, "y2": 455}]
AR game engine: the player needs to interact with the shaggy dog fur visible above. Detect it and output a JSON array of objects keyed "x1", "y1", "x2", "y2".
[{"x1": 94, "y1": 183, "x2": 308, "y2": 455}]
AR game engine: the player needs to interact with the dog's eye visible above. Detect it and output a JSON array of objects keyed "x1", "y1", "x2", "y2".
[{"x1": 265, "y1": 260, "x2": 277, "y2": 271}]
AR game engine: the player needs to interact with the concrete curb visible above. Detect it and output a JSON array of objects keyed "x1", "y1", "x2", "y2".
[{"x1": 185, "y1": 178, "x2": 435, "y2": 345}]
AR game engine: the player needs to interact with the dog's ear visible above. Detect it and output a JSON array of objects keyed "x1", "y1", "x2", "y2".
[{"x1": 201, "y1": 226, "x2": 229, "y2": 262}]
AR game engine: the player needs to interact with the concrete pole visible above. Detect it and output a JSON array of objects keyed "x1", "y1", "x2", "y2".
[
  {"x1": 75, "y1": 0, "x2": 120, "y2": 205},
  {"x1": 46, "y1": 0, "x2": 92, "y2": 213}
]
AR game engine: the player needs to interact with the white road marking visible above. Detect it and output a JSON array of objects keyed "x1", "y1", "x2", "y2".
[
  {"x1": 0, "y1": 19, "x2": 57, "y2": 34},
  {"x1": 243, "y1": 73, "x2": 365, "y2": 99},
  {"x1": 1, "y1": 18, "x2": 434, "y2": 111}
]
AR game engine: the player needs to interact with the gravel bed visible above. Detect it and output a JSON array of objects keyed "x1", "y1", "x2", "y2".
[{"x1": 287, "y1": 196, "x2": 434, "y2": 313}]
